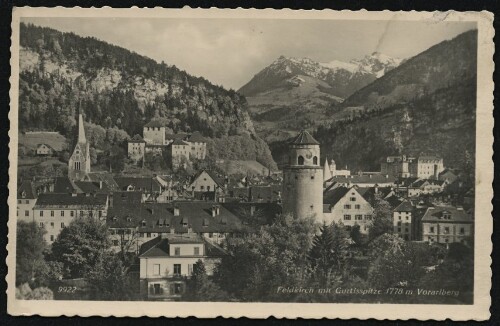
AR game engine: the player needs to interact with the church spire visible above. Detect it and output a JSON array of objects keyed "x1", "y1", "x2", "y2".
[
  {"x1": 77, "y1": 111, "x2": 86, "y2": 144},
  {"x1": 323, "y1": 156, "x2": 331, "y2": 181}
]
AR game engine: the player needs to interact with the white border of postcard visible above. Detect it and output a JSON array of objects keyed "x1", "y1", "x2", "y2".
[{"x1": 8, "y1": 7, "x2": 494, "y2": 320}]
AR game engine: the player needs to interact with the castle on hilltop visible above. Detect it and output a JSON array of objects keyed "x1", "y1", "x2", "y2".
[{"x1": 128, "y1": 120, "x2": 207, "y2": 170}]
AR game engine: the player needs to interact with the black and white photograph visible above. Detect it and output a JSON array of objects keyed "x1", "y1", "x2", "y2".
[{"x1": 7, "y1": 7, "x2": 494, "y2": 320}]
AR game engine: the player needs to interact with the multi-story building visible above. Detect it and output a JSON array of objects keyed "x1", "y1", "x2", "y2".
[
  {"x1": 143, "y1": 120, "x2": 169, "y2": 145},
  {"x1": 127, "y1": 135, "x2": 146, "y2": 162},
  {"x1": 17, "y1": 180, "x2": 38, "y2": 222},
  {"x1": 381, "y1": 155, "x2": 444, "y2": 180},
  {"x1": 138, "y1": 233, "x2": 226, "y2": 300},
  {"x1": 323, "y1": 186, "x2": 374, "y2": 234},
  {"x1": 33, "y1": 192, "x2": 109, "y2": 243},
  {"x1": 421, "y1": 206, "x2": 473, "y2": 244},
  {"x1": 393, "y1": 201, "x2": 414, "y2": 241}
]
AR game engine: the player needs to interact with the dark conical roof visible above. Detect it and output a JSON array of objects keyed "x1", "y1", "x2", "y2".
[{"x1": 290, "y1": 130, "x2": 320, "y2": 145}]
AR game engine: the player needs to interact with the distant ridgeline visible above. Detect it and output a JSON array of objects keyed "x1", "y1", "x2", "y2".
[
  {"x1": 312, "y1": 30, "x2": 477, "y2": 173},
  {"x1": 18, "y1": 23, "x2": 277, "y2": 170}
]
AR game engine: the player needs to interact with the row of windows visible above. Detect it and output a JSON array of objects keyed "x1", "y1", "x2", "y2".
[
  {"x1": 17, "y1": 199, "x2": 30, "y2": 204},
  {"x1": 343, "y1": 204, "x2": 361, "y2": 209},
  {"x1": 428, "y1": 226, "x2": 466, "y2": 234},
  {"x1": 343, "y1": 214, "x2": 372, "y2": 221},
  {"x1": 39, "y1": 222, "x2": 65, "y2": 229},
  {"x1": 38, "y1": 210, "x2": 103, "y2": 218}
]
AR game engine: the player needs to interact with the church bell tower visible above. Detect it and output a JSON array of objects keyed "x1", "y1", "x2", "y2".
[
  {"x1": 282, "y1": 130, "x2": 323, "y2": 221},
  {"x1": 68, "y1": 111, "x2": 91, "y2": 181}
]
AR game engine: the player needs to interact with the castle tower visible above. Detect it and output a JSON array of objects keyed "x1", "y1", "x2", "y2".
[
  {"x1": 323, "y1": 156, "x2": 331, "y2": 182},
  {"x1": 282, "y1": 130, "x2": 323, "y2": 221},
  {"x1": 68, "y1": 112, "x2": 91, "y2": 181}
]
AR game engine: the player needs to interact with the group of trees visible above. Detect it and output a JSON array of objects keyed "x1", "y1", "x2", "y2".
[{"x1": 16, "y1": 218, "x2": 134, "y2": 301}]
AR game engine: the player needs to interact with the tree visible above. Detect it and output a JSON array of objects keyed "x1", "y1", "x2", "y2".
[
  {"x1": 16, "y1": 221, "x2": 47, "y2": 286},
  {"x1": 184, "y1": 260, "x2": 227, "y2": 301},
  {"x1": 369, "y1": 193, "x2": 393, "y2": 240},
  {"x1": 87, "y1": 252, "x2": 134, "y2": 301},
  {"x1": 214, "y1": 215, "x2": 316, "y2": 301},
  {"x1": 16, "y1": 284, "x2": 54, "y2": 300},
  {"x1": 50, "y1": 217, "x2": 110, "y2": 278}
]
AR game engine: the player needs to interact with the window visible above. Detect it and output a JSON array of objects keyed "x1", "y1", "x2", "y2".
[
  {"x1": 174, "y1": 283, "x2": 182, "y2": 294},
  {"x1": 209, "y1": 233, "x2": 213, "y2": 238},
  {"x1": 50, "y1": 222, "x2": 54, "y2": 228},
  {"x1": 430, "y1": 226, "x2": 435, "y2": 233},
  {"x1": 365, "y1": 215, "x2": 372, "y2": 220},
  {"x1": 460, "y1": 227, "x2": 465, "y2": 234},
  {"x1": 174, "y1": 247, "x2": 180, "y2": 256},
  {"x1": 39, "y1": 222, "x2": 44, "y2": 227},
  {"x1": 298, "y1": 156, "x2": 304, "y2": 165},
  {"x1": 25, "y1": 200, "x2": 29, "y2": 204},
  {"x1": 147, "y1": 233, "x2": 151, "y2": 238},
  {"x1": 61, "y1": 222, "x2": 65, "y2": 228},
  {"x1": 355, "y1": 204, "x2": 360, "y2": 209},
  {"x1": 174, "y1": 264, "x2": 181, "y2": 275},
  {"x1": 60, "y1": 210, "x2": 64, "y2": 217},
  {"x1": 350, "y1": 197, "x2": 356, "y2": 202},
  {"x1": 355, "y1": 215, "x2": 363, "y2": 220},
  {"x1": 25, "y1": 211, "x2": 29, "y2": 217},
  {"x1": 311, "y1": 176, "x2": 315, "y2": 180},
  {"x1": 344, "y1": 204, "x2": 351, "y2": 209},
  {"x1": 194, "y1": 247, "x2": 200, "y2": 255},
  {"x1": 98, "y1": 211, "x2": 102, "y2": 218},
  {"x1": 344, "y1": 214, "x2": 351, "y2": 220},
  {"x1": 70, "y1": 211, "x2": 74, "y2": 217},
  {"x1": 40, "y1": 211, "x2": 43, "y2": 217},
  {"x1": 313, "y1": 156, "x2": 318, "y2": 165},
  {"x1": 444, "y1": 227, "x2": 450, "y2": 234},
  {"x1": 207, "y1": 186, "x2": 210, "y2": 191},
  {"x1": 153, "y1": 264, "x2": 160, "y2": 276},
  {"x1": 50, "y1": 235, "x2": 54, "y2": 241},
  {"x1": 201, "y1": 186, "x2": 204, "y2": 190}
]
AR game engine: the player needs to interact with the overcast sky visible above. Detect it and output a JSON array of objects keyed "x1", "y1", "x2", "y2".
[{"x1": 23, "y1": 17, "x2": 476, "y2": 90}]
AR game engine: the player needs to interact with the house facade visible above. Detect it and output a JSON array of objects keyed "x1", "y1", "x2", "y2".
[
  {"x1": 138, "y1": 233, "x2": 226, "y2": 300},
  {"x1": 393, "y1": 200, "x2": 414, "y2": 241},
  {"x1": 421, "y1": 206, "x2": 473, "y2": 244},
  {"x1": 17, "y1": 180, "x2": 38, "y2": 222},
  {"x1": 127, "y1": 135, "x2": 146, "y2": 162},
  {"x1": 323, "y1": 186, "x2": 374, "y2": 234},
  {"x1": 36, "y1": 143, "x2": 54, "y2": 156},
  {"x1": 33, "y1": 193, "x2": 109, "y2": 243}
]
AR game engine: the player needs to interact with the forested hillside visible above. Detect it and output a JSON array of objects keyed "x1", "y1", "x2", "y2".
[{"x1": 18, "y1": 23, "x2": 276, "y2": 170}]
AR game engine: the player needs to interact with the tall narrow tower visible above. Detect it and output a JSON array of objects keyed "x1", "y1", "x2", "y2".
[
  {"x1": 68, "y1": 112, "x2": 91, "y2": 181},
  {"x1": 282, "y1": 130, "x2": 323, "y2": 221}
]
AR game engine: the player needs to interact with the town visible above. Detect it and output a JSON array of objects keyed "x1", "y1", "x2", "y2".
[{"x1": 16, "y1": 111, "x2": 474, "y2": 302}]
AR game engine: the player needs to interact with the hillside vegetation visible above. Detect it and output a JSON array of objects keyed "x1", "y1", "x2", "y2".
[{"x1": 18, "y1": 23, "x2": 276, "y2": 170}]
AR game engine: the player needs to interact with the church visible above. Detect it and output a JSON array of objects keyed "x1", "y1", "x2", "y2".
[{"x1": 68, "y1": 112, "x2": 91, "y2": 181}]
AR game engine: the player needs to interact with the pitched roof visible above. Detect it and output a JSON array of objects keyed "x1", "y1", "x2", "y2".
[
  {"x1": 165, "y1": 133, "x2": 189, "y2": 141},
  {"x1": 74, "y1": 181, "x2": 112, "y2": 194},
  {"x1": 394, "y1": 200, "x2": 414, "y2": 212},
  {"x1": 421, "y1": 206, "x2": 472, "y2": 223},
  {"x1": 327, "y1": 174, "x2": 397, "y2": 184},
  {"x1": 323, "y1": 186, "x2": 350, "y2": 206},
  {"x1": 139, "y1": 234, "x2": 226, "y2": 258},
  {"x1": 171, "y1": 139, "x2": 190, "y2": 146},
  {"x1": 17, "y1": 180, "x2": 37, "y2": 199},
  {"x1": 85, "y1": 172, "x2": 119, "y2": 190},
  {"x1": 187, "y1": 131, "x2": 206, "y2": 143},
  {"x1": 35, "y1": 193, "x2": 108, "y2": 208},
  {"x1": 37, "y1": 143, "x2": 55, "y2": 151},
  {"x1": 114, "y1": 177, "x2": 162, "y2": 192},
  {"x1": 290, "y1": 130, "x2": 320, "y2": 145},
  {"x1": 190, "y1": 170, "x2": 224, "y2": 188},
  {"x1": 357, "y1": 187, "x2": 393, "y2": 203},
  {"x1": 129, "y1": 134, "x2": 145, "y2": 143},
  {"x1": 53, "y1": 177, "x2": 78, "y2": 193}
]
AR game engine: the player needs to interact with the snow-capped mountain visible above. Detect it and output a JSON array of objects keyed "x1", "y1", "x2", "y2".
[{"x1": 238, "y1": 53, "x2": 403, "y2": 99}]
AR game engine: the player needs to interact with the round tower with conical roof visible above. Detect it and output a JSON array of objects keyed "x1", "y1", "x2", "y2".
[{"x1": 282, "y1": 130, "x2": 323, "y2": 221}]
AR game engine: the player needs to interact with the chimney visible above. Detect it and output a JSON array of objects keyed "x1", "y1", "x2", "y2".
[
  {"x1": 71, "y1": 189, "x2": 78, "y2": 197},
  {"x1": 187, "y1": 227, "x2": 193, "y2": 234},
  {"x1": 173, "y1": 205, "x2": 180, "y2": 217},
  {"x1": 250, "y1": 205, "x2": 256, "y2": 217},
  {"x1": 99, "y1": 181, "x2": 103, "y2": 189}
]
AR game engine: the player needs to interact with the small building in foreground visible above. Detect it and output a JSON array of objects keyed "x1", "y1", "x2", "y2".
[{"x1": 138, "y1": 233, "x2": 226, "y2": 301}]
